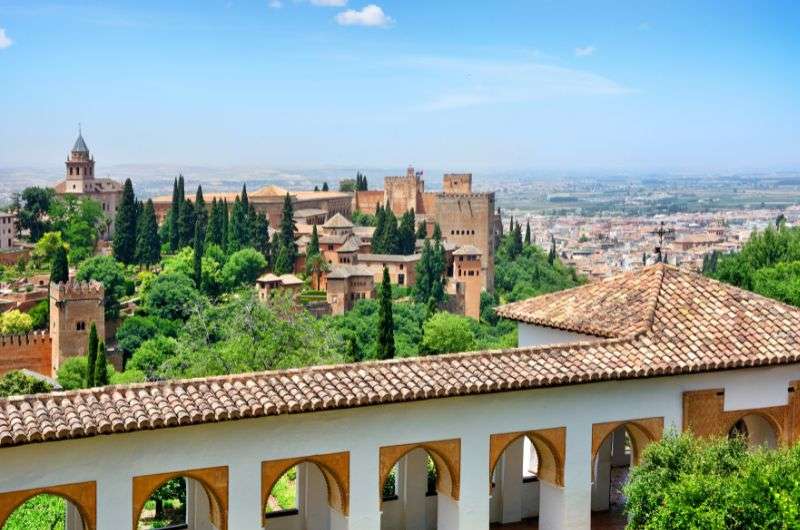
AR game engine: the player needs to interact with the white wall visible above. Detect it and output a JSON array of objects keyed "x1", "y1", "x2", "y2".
[
  {"x1": 0, "y1": 364, "x2": 797, "y2": 530},
  {"x1": 517, "y1": 323, "x2": 600, "y2": 348}
]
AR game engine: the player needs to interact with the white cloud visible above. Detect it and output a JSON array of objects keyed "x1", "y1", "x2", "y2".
[
  {"x1": 0, "y1": 28, "x2": 12, "y2": 50},
  {"x1": 574, "y1": 45, "x2": 595, "y2": 57},
  {"x1": 268, "y1": 0, "x2": 283, "y2": 8},
  {"x1": 335, "y1": 4, "x2": 393, "y2": 27},
  {"x1": 395, "y1": 54, "x2": 633, "y2": 112},
  {"x1": 311, "y1": 0, "x2": 347, "y2": 6}
]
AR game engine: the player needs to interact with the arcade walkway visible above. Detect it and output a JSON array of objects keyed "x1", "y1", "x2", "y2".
[{"x1": 491, "y1": 512, "x2": 627, "y2": 530}]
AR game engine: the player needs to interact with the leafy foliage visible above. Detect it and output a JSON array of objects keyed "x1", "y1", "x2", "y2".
[
  {"x1": 625, "y1": 431, "x2": 800, "y2": 529},
  {"x1": 76, "y1": 255, "x2": 129, "y2": 320},
  {"x1": 377, "y1": 268, "x2": 395, "y2": 360},
  {"x1": 0, "y1": 310, "x2": 33, "y2": 335},
  {"x1": 421, "y1": 312, "x2": 476, "y2": 354},
  {"x1": 494, "y1": 237, "x2": 583, "y2": 303},
  {"x1": 48, "y1": 195, "x2": 105, "y2": 262},
  {"x1": 0, "y1": 370, "x2": 52, "y2": 397},
  {"x1": 2, "y1": 494, "x2": 66, "y2": 530},
  {"x1": 12, "y1": 186, "x2": 55, "y2": 242},
  {"x1": 142, "y1": 272, "x2": 203, "y2": 321},
  {"x1": 113, "y1": 178, "x2": 138, "y2": 264},
  {"x1": 221, "y1": 248, "x2": 267, "y2": 290}
]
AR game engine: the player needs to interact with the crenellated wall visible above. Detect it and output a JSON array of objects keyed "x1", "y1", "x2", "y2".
[{"x1": 0, "y1": 331, "x2": 52, "y2": 377}]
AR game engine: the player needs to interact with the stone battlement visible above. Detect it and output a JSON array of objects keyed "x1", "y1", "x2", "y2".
[
  {"x1": 0, "y1": 330, "x2": 51, "y2": 347},
  {"x1": 50, "y1": 280, "x2": 104, "y2": 300},
  {"x1": 435, "y1": 191, "x2": 495, "y2": 200},
  {"x1": 0, "y1": 330, "x2": 52, "y2": 376}
]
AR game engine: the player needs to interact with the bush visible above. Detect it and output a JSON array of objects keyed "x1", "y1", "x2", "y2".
[
  {"x1": 421, "y1": 312, "x2": 476, "y2": 355},
  {"x1": 625, "y1": 431, "x2": 800, "y2": 529},
  {"x1": 143, "y1": 272, "x2": 203, "y2": 321},
  {"x1": 0, "y1": 371, "x2": 52, "y2": 397},
  {"x1": 221, "y1": 248, "x2": 267, "y2": 290}
]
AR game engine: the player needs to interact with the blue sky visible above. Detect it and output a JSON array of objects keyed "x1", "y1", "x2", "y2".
[{"x1": 0, "y1": 0, "x2": 798, "y2": 172}]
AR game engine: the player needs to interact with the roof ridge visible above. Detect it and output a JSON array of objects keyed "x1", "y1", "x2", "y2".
[{"x1": 636, "y1": 262, "x2": 668, "y2": 335}]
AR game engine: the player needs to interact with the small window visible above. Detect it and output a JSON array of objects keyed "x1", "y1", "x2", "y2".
[{"x1": 76, "y1": 321, "x2": 86, "y2": 331}]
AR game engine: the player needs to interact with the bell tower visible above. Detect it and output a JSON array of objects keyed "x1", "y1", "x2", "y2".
[{"x1": 65, "y1": 126, "x2": 95, "y2": 181}]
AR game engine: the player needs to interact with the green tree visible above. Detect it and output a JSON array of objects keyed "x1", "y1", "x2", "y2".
[
  {"x1": 252, "y1": 212, "x2": 270, "y2": 259},
  {"x1": 76, "y1": 256, "x2": 127, "y2": 320},
  {"x1": 377, "y1": 268, "x2": 395, "y2": 360},
  {"x1": 205, "y1": 198, "x2": 225, "y2": 249},
  {"x1": 143, "y1": 272, "x2": 203, "y2": 321},
  {"x1": 524, "y1": 221, "x2": 531, "y2": 245},
  {"x1": 113, "y1": 178, "x2": 138, "y2": 264},
  {"x1": 56, "y1": 356, "x2": 88, "y2": 390},
  {"x1": 48, "y1": 195, "x2": 105, "y2": 262},
  {"x1": 0, "y1": 310, "x2": 33, "y2": 335},
  {"x1": 222, "y1": 248, "x2": 267, "y2": 290},
  {"x1": 227, "y1": 196, "x2": 249, "y2": 252},
  {"x1": 421, "y1": 312, "x2": 476, "y2": 355},
  {"x1": 547, "y1": 236, "x2": 556, "y2": 265},
  {"x1": 414, "y1": 239, "x2": 446, "y2": 306},
  {"x1": 178, "y1": 197, "x2": 196, "y2": 248},
  {"x1": 398, "y1": 209, "x2": 416, "y2": 255},
  {"x1": 116, "y1": 315, "x2": 177, "y2": 361},
  {"x1": 94, "y1": 341, "x2": 108, "y2": 386},
  {"x1": 0, "y1": 371, "x2": 52, "y2": 397},
  {"x1": 50, "y1": 244, "x2": 69, "y2": 284},
  {"x1": 194, "y1": 185, "x2": 208, "y2": 242},
  {"x1": 278, "y1": 192, "x2": 298, "y2": 269},
  {"x1": 12, "y1": 186, "x2": 54, "y2": 242},
  {"x1": 168, "y1": 177, "x2": 181, "y2": 252},
  {"x1": 32, "y1": 231, "x2": 67, "y2": 267},
  {"x1": 136, "y1": 199, "x2": 161, "y2": 267},
  {"x1": 432, "y1": 223, "x2": 442, "y2": 242},
  {"x1": 373, "y1": 205, "x2": 387, "y2": 253},
  {"x1": 305, "y1": 224, "x2": 321, "y2": 277},
  {"x1": 193, "y1": 220, "x2": 204, "y2": 289},
  {"x1": 322, "y1": 182, "x2": 329, "y2": 192},
  {"x1": 128, "y1": 336, "x2": 180, "y2": 380},
  {"x1": 382, "y1": 209, "x2": 400, "y2": 254},
  {"x1": 416, "y1": 219, "x2": 427, "y2": 239},
  {"x1": 27, "y1": 299, "x2": 49, "y2": 330},
  {"x1": 86, "y1": 322, "x2": 98, "y2": 387}
]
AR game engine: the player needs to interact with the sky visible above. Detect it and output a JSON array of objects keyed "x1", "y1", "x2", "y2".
[{"x1": 0, "y1": 0, "x2": 798, "y2": 173}]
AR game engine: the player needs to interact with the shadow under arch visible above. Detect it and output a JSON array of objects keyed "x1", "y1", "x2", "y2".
[
  {"x1": 379, "y1": 439, "x2": 460, "y2": 502},
  {"x1": 0, "y1": 482, "x2": 96, "y2": 530},
  {"x1": 261, "y1": 451, "x2": 350, "y2": 526},
  {"x1": 591, "y1": 417, "x2": 663, "y2": 478},
  {"x1": 728, "y1": 411, "x2": 781, "y2": 448},
  {"x1": 489, "y1": 427, "x2": 566, "y2": 489},
  {"x1": 132, "y1": 466, "x2": 228, "y2": 530}
]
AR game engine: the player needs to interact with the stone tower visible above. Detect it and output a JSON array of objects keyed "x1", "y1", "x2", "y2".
[
  {"x1": 453, "y1": 245, "x2": 482, "y2": 320},
  {"x1": 50, "y1": 281, "x2": 105, "y2": 372},
  {"x1": 443, "y1": 173, "x2": 472, "y2": 194},
  {"x1": 65, "y1": 129, "x2": 95, "y2": 181}
]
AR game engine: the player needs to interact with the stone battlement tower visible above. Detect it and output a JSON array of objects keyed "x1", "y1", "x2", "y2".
[{"x1": 50, "y1": 281, "x2": 105, "y2": 371}]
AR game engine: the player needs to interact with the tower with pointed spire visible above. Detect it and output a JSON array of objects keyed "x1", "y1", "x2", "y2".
[{"x1": 54, "y1": 128, "x2": 124, "y2": 238}]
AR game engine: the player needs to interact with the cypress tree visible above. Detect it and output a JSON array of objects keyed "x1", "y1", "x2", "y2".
[
  {"x1": 308, "y1": 224, "x2": 320, "y2": 258},
  {"x1": 373, "y1": 205, "x2": 387, "y2": 254},
  {"x1": 94, "y1": 341, "x2": 108, "y2": 386},
  {"x1": 50, "y1": 245, "x2": 69, "y2": 284},
  {"x1": 415, "y1": 219, "x2": 427, "y2": 240},
  {"x1": 86, "y1": 322, "x2": 98, "y2": 387},
  {"x1": 205, "y1": 198, "x2": 222, "y2": 248},
  {"x1": 269, "y1": 232, "x2": 281, "y2": 269},
  {"x1": 247, "y1": 203, "x2": 259, "y2": 247},
  {"x1": 398, "y1": 209, "x2": 416, "y2": 255},
  {"x1": 548, "y1": 236, "x2": 556, "y2": 265},
  {"x1": 221, "y1": 199, "x2": 229, "y2": 252},
  {"x1": 322, "y1": 182, "x2": 329, "y2": 192},
  {"x1": 383, "y1": 209, "x2": 400, "y2": 254},
  {"x1": 194, "y1": 185, "x2": 208, "y2": 244},
  {"x1": 432, "y1": 223, "x2": 442, "y2": 242},
  {"x1": 193, "y1": 220, "x2": 204, "y2": 289},
  {"x1": 178, "y1": 198, "x2": 195, "y2": 248},
  {"x1": 227, "y1": 196, "x2": 248, "y2": 252},
  {"x1": 252, "y1": 212, "x2": 270, "y2": 259},
  {"x1": 113, "y1": 178, "x2": 137, "y2": 264},
  {"x1": 377, "y1": 267, "x2": 395, "y2": 360},
  {"x1": 273, "y1": 245, "x2": 291, "y2": 275},
  {"x1": 430, "y1": 240, "x2": 446, "y2": 305},
  {"x1": 169, "y1": 178, "x2": 180, "y2": 252},
  {"x1": 512, "y1": 223, "x2": 523, "y2": 258},
  {"x1": 415, "y1": 239, "x2": 433, "y2": 303},
  {"x1": 136, "y1": 199, "x2": 161, "y2": 267},
  {"x1": 524, "y1": 221, "x2": 531, "y2": 245},
  {"x1": 278, "y1": 193, "x2": 297, "y2": 267},
  {"x1": 240, "y1": 184, "x2": 249, "y2": 212},
  {"x1": 314, "y1": 185, "x2": 319, "y2": 192}
]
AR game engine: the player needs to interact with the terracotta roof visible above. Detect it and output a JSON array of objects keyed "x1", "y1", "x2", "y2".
[
  {"x1": 453, "y1": 245, "x2": 481, "y2": 256},
  {"x1": 4, "y1": 264, "x2": 800, "y2": 449},
  {"x1": 323, "y1": 213, "x2": 354, "y2": 229},
  {"x1": 357, "y1": 253, "x2": 421, "y2": 263},
  {"x1": 336, "y1": 235, "x2": 362, "y2": 253},
  {"x1": 326, "y1": 264, "x2": 374, "y2": 279}
]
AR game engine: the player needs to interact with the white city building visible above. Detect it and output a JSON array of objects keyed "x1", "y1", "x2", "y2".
[{"x1": 0, "y1": 264, "x2": 798, "y2": 530}]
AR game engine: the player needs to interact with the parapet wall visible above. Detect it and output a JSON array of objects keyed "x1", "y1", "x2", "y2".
[
  {"x1": 0, "y1": 331, "x2": 52, "y2": 377},
  {"x1": 50, "y1": 280, "x2": 104, "y2": 301}
]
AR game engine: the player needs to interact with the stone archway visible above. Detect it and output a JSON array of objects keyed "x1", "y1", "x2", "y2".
[
  {"x1": 132, "y1": 466, "x2": 228, "y2": 530},
  {"x1": 0, "y1": 481, "x2": 96, "y2": 530},
  {"x1": 261, "y1": 451, "x2": 350, "y2": 528}
]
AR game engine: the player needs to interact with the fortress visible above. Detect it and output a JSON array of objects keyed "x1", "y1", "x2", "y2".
[{"x1": 354, "y1": 167, "x2": 499, "y2": 290}]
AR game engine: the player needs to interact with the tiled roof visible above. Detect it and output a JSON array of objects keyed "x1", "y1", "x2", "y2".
[
  {"x1": 323, "y1": 213, "x2": 354, "y2": 229},
  {"x1": 326, "y1": 264, "x2": 374, "y2": 279},
  {"x1": 453, "y1": 245, "x2": 481, "y2": 256},
  {"x1": 72, "y1": 134, "x2": 89, "y2": 153},
  {"x1": 3, "y1": 264, "x2": 800, "y2": 448}
]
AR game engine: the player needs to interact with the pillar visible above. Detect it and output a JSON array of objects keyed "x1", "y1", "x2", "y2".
[
  {"x1": 349, "y1": 445, "x2": 381, "y2": 530},
  {"x1": 499, "y1": 437, "x2": 524, "y2": 523},
  {"x1": 401, "y1": 449, "x2": 429, "y2": 530},
  {"x1": 439, "y1": 432, "x2": 488, "y2": 530},
  {"x1": 186, "y1": 477, "x2": 215, "y2": 530},
  {"x1": 610, "y1": 429, "x2": 628, "y2": 467},
  {"x1": 228, "y1": 459, "x2": 262, "y2": 530},
  {"x1": 96, "y1": 475, "x2": 131, "y2": 530},
  {"x1": 560, "y1": 423, "x2": 592, "y2": 530},
  {"x1": 304, "y1": 463, "x2": 332, "y2": 530},
  {"x1": 591, "y1": 437, "x2": 612, "y2": 512},
  {"x1": 65, "y1": 502, "x2": 84, "y2": 530}
]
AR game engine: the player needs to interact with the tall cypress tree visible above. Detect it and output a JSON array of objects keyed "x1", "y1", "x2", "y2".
[
  {"x1": 113, "y1": 178, "x2": 137, "y2": 264},
  {"x1": 50, "y1": 245, "x2": 69, "y2": 284},
  {"x1": 373, "y1": 205, "x2": 387, "y2": 253},
  {"x1": 193, "y1": 220, "x2": 204, "y2": 290},
  {"x1": 86, "y1": 322, "x2": 98, "y2": 387},
  {"x1": 305, "y1": 224, "x2": 321, "y2": 277},
  {"x1": 377, "y1": 267, "x2": 395, "y2": 360},
  {"x1": 194, "y1": 185, "x2": 208, "y2": 244},
  {"x1": 227, "y1": 196, "x2": 248, "y2": 252},
  {"x1": 278, "y1": 193, "x2": 297, "y2": 269},
  {"x1": 415, "y1": 219, "x2": 427, "y2": 240},
  {"x1": 247, "y1": 203, "x2": 259, "y2": 247},
  {"x1": 94, "y1": 341, "x2": 108, "y2": 386},
  {"x1": 548, "y1": 236, "x2": 557, "y2": 265},
  {"x1": 383, "y1": 209, "x2": 400, "y2": 254},
  {"x1": 432, "y1": 223, "x2": 442, "y2": 242},
  {"x1": 512, "y1": 223, "x2": 523, "y2": 258},
  {"x1": 524, "y1": 220, "x2": 531, "y2": 245},
  {"x1": 205, "y1": 198, "x2": 223, "y2": 248},
  {"x1": 240, "y1": 184, "x2": 249, "y2": 213},
  {"x1": 273, "y1": 245, "x2": 291, "y2": 275},
  {"x1": 136, "y1": 199, "x2": 161, "y2": 267},
  {"x1": 178, "y1": 198, "x2": 195, "y2": 248},
  {"x1": 169, "y1": 178, "x2": 180, "y2": 252},
  {"x1": 252, "y1": 212, "x2": 270, "y2": 259},
  {"x1": 269, "y1": 231, "x2": 280, "y2": 269},
  {"x1": 322, "y1": 182, "x2": 329, "y2": 192},
  {"x1": 221, "y1": 199, "x2": 229, "y2": 251},
  {"x1": 398, "y1": 209, "x2": 416, "y2": 255}
]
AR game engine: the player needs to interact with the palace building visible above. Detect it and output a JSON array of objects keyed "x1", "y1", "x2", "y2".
[
  {"x1": 53, "y1": 132, "x2": 124, "y2": 238},
  {"x1": 1, "y1": 264, "x2": 799, "y2": 530}
]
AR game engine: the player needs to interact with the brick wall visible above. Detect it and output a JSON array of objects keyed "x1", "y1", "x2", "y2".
[{"x1": 0, "y1": 331, "x2": 53, "y2": 377}]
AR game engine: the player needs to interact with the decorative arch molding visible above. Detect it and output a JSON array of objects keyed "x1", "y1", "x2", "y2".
[
  {"x1": 489, "y1": 427, "x2": 566, "y2": 489},
  {"x1": 379, "y1": 438, "x2": 460, "y2": 502},
  {"x1": 682, "y1": 385, "x2": 800, "y2": 445},
  {"x1": 0, "y1": 481, "x2": 96, "y2": 530},
  {"x1": 261, "y1": 451, "x2": 350, "y2": 526},
  {"x1": 592, "y1": 417, "x2": 663, "y2": 469},
  {"x1": 132, "y1": 466, "x2": 228, "y2": 530}
]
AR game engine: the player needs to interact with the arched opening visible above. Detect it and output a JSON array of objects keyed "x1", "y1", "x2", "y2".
[
  {"x1": 591, "y1": 423, "x2": 657, "y2": 530},
  {"x1": 729, "y1": 413, "x2": 779, "y2": 449},
  {"x1": 1, "y1": 493, "x2": 87, "y2": 530},
  {"x1": 263, "y1": 462, "x2": 347, "y2": 530},
  {"x1": 488, "y1": 433, "x2": 564, "y2": 529},
  {"x1": 136, "y1": 476, "x2": 223, "y2": 530},
  {"x1": 380, "y1": 447, "x2": 457, "y2": 530}
]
